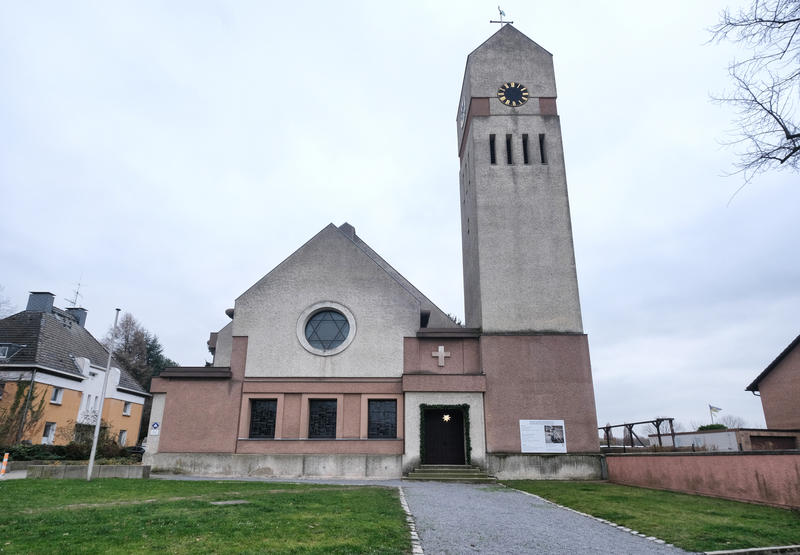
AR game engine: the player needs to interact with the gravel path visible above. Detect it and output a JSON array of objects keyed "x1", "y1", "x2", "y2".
[{"x1": 401, "y1": 481, "x2": 689, "y2": 555}]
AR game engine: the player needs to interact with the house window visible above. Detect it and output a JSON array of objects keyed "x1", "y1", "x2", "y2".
[
  {"x1": 0, "y1": 346, "x2": 8, "y2": 359},
  {"x1": 50, "y1": 387, "x2": 63, "y2": 405},
  {"x1": 249, "y1": 399, "x2": 278, "y2": 439},
  {"x1": 123, "y1": 402, "x2": 132, "y2": 416},
  {"x1": 368, "y1": 399, "x2": 397, "y2": 439},
  {"x1": 308, "y1": 399, "x2": 337, "y2": 439},
  {"x1": 42, "y1": 422, "x2": 56, "y2": 445},
  {"x1": 118, "y1": 430, "x2": 127, "y2": 446}
]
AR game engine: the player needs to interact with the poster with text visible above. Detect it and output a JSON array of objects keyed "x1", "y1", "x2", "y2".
[{"x1": 519, "y1": 419, "x2": 567, "y2": 453}]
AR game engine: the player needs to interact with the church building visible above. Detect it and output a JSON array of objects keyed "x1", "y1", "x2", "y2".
[{"x1": 146, "y1": 25, "x2": 601, "y2": 479}]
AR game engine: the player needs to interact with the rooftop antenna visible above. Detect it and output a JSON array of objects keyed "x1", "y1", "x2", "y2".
[
  {"x1": 65, "y1": 277, "x2": 84, "y2": 307},
  {"x1": 490, "y1": 5, "x2": 513, "y2": 26}
]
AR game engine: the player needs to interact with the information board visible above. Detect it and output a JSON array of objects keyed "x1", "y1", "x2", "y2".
[{"x1": 519, "y1": 419, "x2": 567, "y2": 453}]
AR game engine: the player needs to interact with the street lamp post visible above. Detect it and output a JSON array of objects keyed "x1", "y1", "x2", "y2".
[{"x1": 87, "y1": 308, "x2": 120, "y2": 481}]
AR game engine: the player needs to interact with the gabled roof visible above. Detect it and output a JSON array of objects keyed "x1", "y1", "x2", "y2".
[
  {"x1": 0, "y1": 310, "x2": 147, "y2": 395},
  {"x1": 466, "y1": 23, "x2": 552, "y2": 59},
  {"x1": 746, "y1": 333, "x2": 800, "y2": 391},
  {"x1": 339, "y1": 223, "x2": 456, "y2": 326},
  {"x1": 236, "y1": 223, "x2": 458, "y2": 328}
]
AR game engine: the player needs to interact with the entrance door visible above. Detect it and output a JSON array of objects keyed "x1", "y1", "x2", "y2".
[{"x1": 423, "y1": 408, "x2": 465, "y2": 464}]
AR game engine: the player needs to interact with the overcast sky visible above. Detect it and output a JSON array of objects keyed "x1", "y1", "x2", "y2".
[{"x1": 1, "y1": 1, "x2": 797, "y2": 431}]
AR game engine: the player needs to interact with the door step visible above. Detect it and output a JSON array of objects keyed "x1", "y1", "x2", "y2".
[{"x1": 404, "y1": 464, "x2": 496, "y2": 483}]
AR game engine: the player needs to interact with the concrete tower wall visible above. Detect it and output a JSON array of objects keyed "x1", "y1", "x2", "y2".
[{"x1": 458, "y1": 26, "x2": 582, "y2": 333}]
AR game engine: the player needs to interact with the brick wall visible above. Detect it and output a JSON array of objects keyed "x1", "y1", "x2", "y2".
[{"x1": 606, "y1": 452, "x2": 800, "y2": 509}]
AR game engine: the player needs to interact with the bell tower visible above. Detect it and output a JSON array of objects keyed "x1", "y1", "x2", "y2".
[
  {"x1": 458, "y1": 25, "x2": 599, "y2": 455},
  {"x1": 457, "y1": 24, "x2": 582, "y2": 334}
]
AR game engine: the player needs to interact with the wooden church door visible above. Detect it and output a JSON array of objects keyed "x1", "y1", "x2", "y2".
[{"x1": 423, "y1": 408, "x2": 466, "y2": 464}]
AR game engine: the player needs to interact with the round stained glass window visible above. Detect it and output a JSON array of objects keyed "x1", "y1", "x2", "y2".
[{"x1": 305, "y1": 310, "x2": 350, "y2": 350}]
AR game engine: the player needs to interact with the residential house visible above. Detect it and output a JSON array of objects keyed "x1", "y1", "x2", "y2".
[
  {"x1": 747, "y1": 333, "x2": 800, "y2": 429},
  {"x1": 0, "y1": 292, "x2": 148, "y2": 446}
]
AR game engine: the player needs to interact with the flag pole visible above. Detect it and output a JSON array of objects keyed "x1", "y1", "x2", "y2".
[{"x1": 87, "y1": 308, "x2": 120, "y2": 481}]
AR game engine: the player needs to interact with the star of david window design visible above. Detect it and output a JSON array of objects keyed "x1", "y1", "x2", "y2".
[{"x1": 305, "y1": 310, "x2": 350, "y2": 350}]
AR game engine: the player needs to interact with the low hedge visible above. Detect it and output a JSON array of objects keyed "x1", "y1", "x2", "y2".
[{"x1": 1, "y1": 442, "x2": 129, "y2": 461}]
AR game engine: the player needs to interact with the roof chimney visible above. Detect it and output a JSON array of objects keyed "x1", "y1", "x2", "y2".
[
  {"x1": 339, "y1": 222, "x2": 356, "y2": 238},
  {"x1": 66, "y1": 307, "x2": 88, "y2": 327},
  {"x1": 26, "y1": 292, "x2": 55, "y2": 313}
]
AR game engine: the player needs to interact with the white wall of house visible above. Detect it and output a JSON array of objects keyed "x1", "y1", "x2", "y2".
[{"x1": 650, "y1": 431, "x2": 739, "y2": 451}]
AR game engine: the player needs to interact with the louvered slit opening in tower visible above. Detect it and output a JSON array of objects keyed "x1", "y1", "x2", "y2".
[
  {"x1": 539, "y1": 133, "x2": 547, "y2": 164},
  {"x1": 522, "y1": 134, "x2": 529, "y2": 164}
]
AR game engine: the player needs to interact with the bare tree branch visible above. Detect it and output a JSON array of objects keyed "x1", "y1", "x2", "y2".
[{"x1": 711, "y1": 0, "x2": 800, "y2": 184}]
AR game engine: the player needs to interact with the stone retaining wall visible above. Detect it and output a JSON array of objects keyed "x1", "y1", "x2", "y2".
[
  {"x1": 7, "y1": 460, "x2": 86, "y2": 472},
  {"x1": 145, "y1": 452, "x2": 402, "y2": 478},
  {"x1": 26, "y1": 465, "x2": 150, "y2": 479},
  {"x1": 606, "y1": 451, "x2": 800, "y2": 509},
  {"x1": 486, "y1": 453, "x2": 606, "y2": 480}
]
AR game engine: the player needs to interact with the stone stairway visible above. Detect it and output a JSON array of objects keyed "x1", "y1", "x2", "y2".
[{"x1": 404, "y1": 464, "x2": 496, "y2": 483}]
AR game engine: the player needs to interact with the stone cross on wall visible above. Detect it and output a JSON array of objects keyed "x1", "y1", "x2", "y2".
[{"x1": 432, "y1": 345, "x2": 451, "y2": 367}]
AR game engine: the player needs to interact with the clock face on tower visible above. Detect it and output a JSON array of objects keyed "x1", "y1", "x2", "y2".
[{"x1": 497, "y1": 82, "x2": 529, "y2": 107}]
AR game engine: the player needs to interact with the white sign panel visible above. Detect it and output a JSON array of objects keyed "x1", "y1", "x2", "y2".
[
  {"x1": 519, "y1": 419, "x2": 567, "y2": 453},
  {"x1": 150, "y1": 422, "x2": 160, "y2": 436}
]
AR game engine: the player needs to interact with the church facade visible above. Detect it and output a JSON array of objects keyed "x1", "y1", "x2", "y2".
[{"x1": 146, "y1": 25, "x2": 601, "y2": 479}]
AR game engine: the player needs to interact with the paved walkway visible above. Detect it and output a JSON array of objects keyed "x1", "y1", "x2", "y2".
[{"x1": 401, "y1": 481, "x2": 687, "y2": 555}]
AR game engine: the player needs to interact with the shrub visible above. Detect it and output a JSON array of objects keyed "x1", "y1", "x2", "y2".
[
  {"x1": 64, "y1": 442, "x2": 90, "y2": 460},
  {"x1": 697, "y1": 424, "x2": 727, "y2": 431},
  {"x1": 1, "y1": 443, "x2": 66, "y2": 461},
  {"x1": 99, "y1": 442, "x2": 125, "y2": 459}
]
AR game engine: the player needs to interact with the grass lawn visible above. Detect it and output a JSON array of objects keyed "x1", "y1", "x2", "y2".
[
  {"x1": 0, "y1": 479, "x2": 409, "y2": 554},
  {"x1": 504, "y1": 480, "x2": 800, "y2": 553}
]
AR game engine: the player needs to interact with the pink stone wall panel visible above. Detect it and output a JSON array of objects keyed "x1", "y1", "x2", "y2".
[
  {"x1": 401, "y1": 374, "x2": 486, "y2": 392},
  {"x1": 481, "y1": 335, "x2": 599, "y2": 453},
  {"x1": 343, "y1": 394, "x2": 361, "y2": 438},
  {"x1": 403, "y1": 337, "x2": 418, "y2": 371},
  {"x1": 236, "y1": 439, "x2": 404, "y2": 455},
  {"x1": 759, "y1": 346, "x2": 800, "y2": 429},
  {"x1": 241, "y1": 379, "x2": 402, "y2": 394},
  {"x1": 403, "y1": 338, "x2": 481, "y2": 374},
  {"x1": 282, "y1": 394, "x2": 302, "y2": 438},
  {"x1": 539, "y1": 97, "x2": 558, "y2": 115},
  {"x1": 159, "y1": 379, "x2": 242, "y2": 453},
  {"x1": 607, "y1": 453, "x2": 800, "y2": 509},
  {"x1": 156, "y1": 336, "x2": 248, "y2": 454}
]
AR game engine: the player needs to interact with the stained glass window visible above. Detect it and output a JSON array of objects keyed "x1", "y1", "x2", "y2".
[
  {"x1": 305, "y1": 310, "x2": 349, "y2": 350},
  {"x1": 368, "y1": 399, "x2": 397, "y2": 439},
  {"x1": 308, "y1": 399, "x2": 337, "y2": 439},
  {"x1": 249, "y1": 399, "x2": 277, "y2": 439}
]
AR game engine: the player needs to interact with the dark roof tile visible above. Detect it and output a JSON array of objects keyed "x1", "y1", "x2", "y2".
[{"x1": 0, "y1": 310, "x2": 146, "y2": 395}]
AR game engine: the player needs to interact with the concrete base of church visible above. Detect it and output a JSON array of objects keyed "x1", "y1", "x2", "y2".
[
  {"x1": 486, "y1": 453, "x2": 606, "y2": 480},
  {"x1": 144, "y1": 452, "x2": 403, "y2": 479}
]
